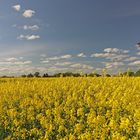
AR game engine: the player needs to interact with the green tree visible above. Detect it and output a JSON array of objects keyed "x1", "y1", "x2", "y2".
[
  {"x1": 21, "y1": 74, "x2": 26, "y2": 78},
  {"x1": 42, "y1": 73, "x2": 49, "y2": 77},
  {"x1": 135, "y1": 69, "x2": 140, "y2": 76},
  {"x1": 34, "y1": 72, "x2": 40, "y2": 77},
  {"x1": 27, "y1": 73, "x2": 34, "y2": 78}
]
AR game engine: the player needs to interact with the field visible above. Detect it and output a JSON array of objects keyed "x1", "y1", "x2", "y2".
[{"x1": 0, "y1": 77, "x2": 140, "y2": 140}]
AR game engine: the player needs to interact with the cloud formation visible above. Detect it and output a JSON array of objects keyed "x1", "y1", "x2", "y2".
[
  {"x1": 55, "y1": 62, "x2": 72, "y2": 66},
  {"x1": 0, "y1": 57, "x2": 32, "y2": 65},
  {"x1": 17, "y1": 35, "x2": 40, "y2": 40},
  {"x1": 91, "y1": 48, "x2": 129, "y2": 62},
  {"x1": 77, "y1": 53, "x2": 86, "y2": 57},
  {"x1": 70, "y1": 63, "x2": 93, "y2": 69},
  {"x1": 13, "y1": 5, "x2": 21, "y2": 12},
  {"x1": 42, "y1": 55, "x2": 72, "y2": 61},
  {"x1": 124, "y1": 57, "x2": 138, "y2": 62},
  {"x1": 60, "y1": 55, "x2": 72, "y2": 59},
  {"x1": 128, "y1": 61, "x2": 140, "y2": 66},
  {"x1": 103, "y1": 62, "x2": 124, "y2": 69},
  {"x1": 12, "y1": 4, "x2": 40, "y2": 41},
  {"x1": 23, "y1": 10, "x2": 35, "y2": 18},
  {"x1": 23, "y1": 25, "x2": 39, "y2": 31},
  {"x1": 104, "y1": 48, "x2": 129, "y2": 54}
]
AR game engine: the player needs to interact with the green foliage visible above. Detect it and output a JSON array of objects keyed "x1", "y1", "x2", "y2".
[
  {"x1": 135, "y1": 69, "x2": 140, "y2": 76},
  {"x1": 42, "y1": 73, "x2": 49, "y2": 77},
  {"x1": 34, "y1": 72, "x2": 40, "y2": 77},
  {"x1": 27, "y1": 73, "x2": 34, "y2": 78}
]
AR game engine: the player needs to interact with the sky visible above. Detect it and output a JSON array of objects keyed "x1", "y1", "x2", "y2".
[{"x1": 0, "y1": 0, "x2": 140, "y2": 75}]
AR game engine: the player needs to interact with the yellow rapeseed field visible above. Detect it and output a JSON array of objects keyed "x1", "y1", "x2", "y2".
[{"x1": 0, "y1": 77, "x2": 140, "y2": 140}]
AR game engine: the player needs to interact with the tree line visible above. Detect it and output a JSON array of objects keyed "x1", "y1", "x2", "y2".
[
  {"x1": 10, "y1": 69, "x2": 140, "y2": 77},
  {"x1": 1, "y1": 69, "x2": 140, "y2": 78}
]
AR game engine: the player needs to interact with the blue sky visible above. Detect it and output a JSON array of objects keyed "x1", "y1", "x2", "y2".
[{"x1": 0, "y1": 0, "x2": 140, "y2": 75}]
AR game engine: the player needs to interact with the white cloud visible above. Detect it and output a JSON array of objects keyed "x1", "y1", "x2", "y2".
[
  {"x1": 60, "y1": 54, "x2": 72, "y2": 59},
  {"x1": 17, "y1": 34, "x2": 40, "y2": 40},
  {"x1": 104, "y1": 48, "x2": 119, "y2": 53},
  {"x1": 1, "y1": 45, "x2": 138, "y2": 75},
  {"x1": 123, "y1": 50, "x2": 130, "y2": 53},
  {"x1": 91, "y1": 53, "x2": 116, "y2": 58},
  {"x1": 14, "y1": 61, "x2": 32, "y2": 65},
  {"x1": 23, "y1": 25, "x2": 39, "y2": 31},
  {"x1": 104, "y1": 48, "x2": 129, "y2": 54},
  {"x1": 70, "y1": 63, "x2": 93, "y2": 69},
  {"x1": 6, "y1": 57, "x2": 18, "y2": 62},
  {"x1": 55, "y1": 62, "x2": 72, "y2": 66},
  {"x1": 0, "y1": 57, "x2": 32, "y2": 66},
  {"x1": 0, "y1": 65, "x2": 37, "y2": 76},
  {"x1": 48, "y1": 56, "x2": 60, "y2": 60},
  {"x1": 91, "y1": 48, "x2": 129, "y2": 62},
  {"x1": 23, "y1": 10, "x2": 35, "y2": 18},
  {"x1": 106, "y1": 54, "x2": 129, "y2": 61},
  {"x1": 128, "y1": 61, "x2": 140, "y2": 66},
  {"x1": 111, "y1": 62, "x2": 124, "y2": 66},
  {"x1": 104, "y1": 62, "x2": 124, "y2": 69},
  {"x1": 77, "y1": 53, "x2": 86, "y2": 57},
  {"x1": 13, "y1": 5, "x2": 21, "y2": 12},
  {"x1": 44, "y1": 54, "x2": 72, "y2": 61},
  {"x1": 26, "y1": 35, "x2": 40, "y2": 40},
  {"x1": 40, "y1": 60, "x2": 49, "y2": 64},
  {"x1": 124, "y1": 57, "x2": 138, "y2": 62},
  {"x1": 17, "y1": 35, "x2": 24, "y2": 40},
  {"x1": 47, "y1": 67, "x2": 69, "y2": 73}
]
